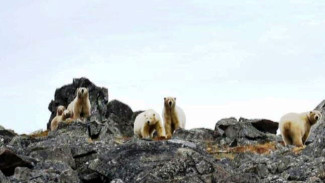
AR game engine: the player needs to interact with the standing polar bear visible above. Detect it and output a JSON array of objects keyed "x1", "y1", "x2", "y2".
[
  {"x1": 162, "y1": 97, "x2": 186, "y2": 139},
  {"x1": 134, "y1": 109, "x2": 165, "y2": 139},
  {"x1": 68, "y1": 87, "x2": 91, "y2": 121},
  {"x1": 279, "y1": 110, "x2": 322, "y2": 147}
]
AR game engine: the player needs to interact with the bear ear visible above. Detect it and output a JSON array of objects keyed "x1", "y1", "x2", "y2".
[
  {"x1": 164, "y1": 97, "x2": 166, "y2": 101},
  {"x1": 174, "y1": 97, "x2": 176, "y2": 100},
  {"x1": 153, "y1": 113, "x2": 155, "y2": 116}
]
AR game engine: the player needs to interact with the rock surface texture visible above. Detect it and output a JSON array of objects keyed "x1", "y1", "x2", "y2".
[{"x1": 1, "y1": 78, "x2": 325, "y2": 182}]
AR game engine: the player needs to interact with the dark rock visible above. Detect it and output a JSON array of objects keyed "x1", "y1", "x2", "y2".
[
  {"x1": 88, "y1": 121, "x2": 104, "y2": 139},
  {"x1": 10, "y1": 161, "x2": 80, "y2": 183},
  {"x1": 106, "y1": 113, "x2": 133, "y2": 137},
  {"x1": 47, "y1": 77, "x2": 109, "y2": 130},
  {"x1": 239, "y1": 118, "x2": 279, "y2": 134},
  {"x1": 0, "y1": 170, "x2": 10, "y2": 183},
  {"x1": 214, "y1": 117, "x2": 279, "y2": 146},
  {"x1": 220, "y1": 173, "x2": 261, "y2": 183},
  {"x1": 110, "y1": 179, "x2": 124, "y2": 183},
  {"x1": 173, "y1": 128, "x2": 220, "y2": 142},
  {"x1": 106, "y1": 100, "x2": 133, "y2": 120},
  {"x1": 29, "y1": 145, "x2": 76, "y2": 169},
  {"x1": 0, "y1": 125, "x2": 17, "y2": 145},
  {"x1": 0, "y1": 147, "x2": 33, "y2": 176},
  {"x1": 131, "y1": 110, "x2": 144, "y2": 123},
  {"x1": 89, "y1": 139, "x2": 230, "y2": 182},
  {"x1": 215, "y1": 117, "x2": 238, "y2": 131}
]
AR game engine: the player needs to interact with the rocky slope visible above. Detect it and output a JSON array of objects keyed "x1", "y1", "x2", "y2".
[{"x1": 1, "y1": 78, "x2": 325, "y2": 183}]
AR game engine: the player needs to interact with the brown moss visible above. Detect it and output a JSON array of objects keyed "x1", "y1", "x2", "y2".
[
  {"x1": 28, "y1": 130, "x2": 49, "y2": 138},
  {"x1": 207, "y1": 142, "x2": 280, "y2": 160},
  {"x1": 229, "y1": 142, "x2": 277, "y2": 155}
]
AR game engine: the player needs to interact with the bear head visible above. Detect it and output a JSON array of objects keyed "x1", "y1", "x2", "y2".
[
  {"x1": 164, "y1": 97, "x2": 176, "y2": 108},
  {"x1": 143, "y1": 109, "x2": 159, "y2": 126},
  {"x1": 308, "y1": 110, "x2": 322, "y2": 125},
  {"x1": 56, "y1": 105, "x2": 66, "y2": 116},
  {"x1": 76, "y1": 87, "x2": 89, "y2": 99},
  {"x1": 62, "y1": 109, "x2": 73, "y2": 120}
]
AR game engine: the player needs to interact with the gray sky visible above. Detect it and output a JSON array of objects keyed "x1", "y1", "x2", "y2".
[{"x1": 1, "y1": 0, "x2": 325, "y2": 134}]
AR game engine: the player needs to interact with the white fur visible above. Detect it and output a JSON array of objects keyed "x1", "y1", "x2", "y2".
[
  {"x1": 134, "y1": 109, "x2": 164, "y2": 138},
  {"x1": 163, "y1": 106, "x2": 186, "y2": 128}
]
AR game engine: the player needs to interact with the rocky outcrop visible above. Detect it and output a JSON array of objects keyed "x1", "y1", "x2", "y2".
[
  {"x1": 0, "y1": 125, "x2": 16, "y2": 146},
  {"x1": 214, "y1": 117, "x2": 280, "y2": 146},
  {"x1": 47, "y1": 78, "x2": 135, "y2": 137},
  {"x1": 89, "y1": 139, "x2": 230, "y2": 182},
  {"x1": 47, "y1": 77, "x2": 109, "y2": 129},
  {"x1": 2, "y1": 78, "x2": 325, "y2": 182},
  {"x1": 105, "y1": 100, "x2": 135, "y2": 137}
]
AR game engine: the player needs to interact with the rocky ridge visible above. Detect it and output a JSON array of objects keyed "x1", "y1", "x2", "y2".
[{"x1": 0, "y1": 78, "x2": 325, "y2": 183}]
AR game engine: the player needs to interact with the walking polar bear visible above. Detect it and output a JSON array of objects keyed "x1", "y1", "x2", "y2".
[
  {"x1": 279, "y1": 110, "x2": 322, "y2": 147},
  {"x1": 162, "y1": 97, "x2": 186, "y2": 139},
  {"x1": 134, "y1": 109, "x2": 165, "y2": 139}
]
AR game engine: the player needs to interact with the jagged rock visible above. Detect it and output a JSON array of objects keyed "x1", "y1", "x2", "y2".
[
  {"x1": 105, "y1": 100, "x2": 134, "y2": 137},
  {"x1": 106, "y1": 113, "x2": 133, "y2": 137},
  {"x1": 0, "y1": 126, "x2": 17, "y2": 145},
  {"x1": 110, "y1": 179, "x2": 124, "y2": 183},
  {"x1": 220, "y1": 173, "x2": 260, "y2": 183},
  {"x1": 173, "y1": 128, "x2": 220, "y2": 142},
  {"x1": 215, "y1": 117, "x2": 267, "y2": 145},
  {"x1": 29, "y1": 145, "x2": 76, "y2": 169},
  {"x1": 239, "y1": 118, "x2": 279, "y2": 134},
  {"x1": 10, "y1": 161, "x2": 80, "y2": 183},
  {"x1": 89, "y1": 139, "x2": 230, "y2": 182},
  {"x1": 106, "y1": 100, "x2": 133, "y2": 120},
  {"x1": 47, "y1": 77, "x2": 109, "y2": 129},
  {"x1": 5, "y1": 78, "x2": 325, "y2": 182},
  {"x1": 0, "y1": 147, "x2": 33, "y2": 176}
]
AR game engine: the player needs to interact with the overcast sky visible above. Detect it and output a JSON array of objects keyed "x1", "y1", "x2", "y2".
[{"x1": 1, "y1": 1, "x2": 325, "y2": 134}]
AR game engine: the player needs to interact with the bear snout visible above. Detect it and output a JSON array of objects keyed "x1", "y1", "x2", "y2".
[{"x1": 169, "y1": 101, "x2": 172, "y2": 106}]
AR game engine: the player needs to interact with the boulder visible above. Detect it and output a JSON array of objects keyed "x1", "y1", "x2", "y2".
[
  {"x1": 89, "y1": 139, "x2": 230, "y2": 182},
  {"x1": 172, "y1": 128, "x2": 221, "y2": 142},
  {"x1": 215, "y1": 117, "x2": 269, "y2": 145},
  {"x1": 239, "y1": 118, "x2": 279, "y2": 134}
]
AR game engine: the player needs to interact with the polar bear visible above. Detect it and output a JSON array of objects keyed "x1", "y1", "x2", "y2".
[
  {"x1": 279, "y1": 110, "x2": 322, "y2": 147},
  {"x1": 50, "y1": 105, "x2": 66, "y2": 131},
  {"x1": 56, "y1": 105, "x2": 66, "y2": 116},
  {"x1": 162, "y1": 97, "x2": 186, "y2": 139},
  {"x1": 67, "y1": 87, "x2": 91, "y2": 121},
  {"x1": 134, "y1": 109, "x2": 165, "y2": 139},
  {"x1": 61, "y1": 109, "x2": 74, "y2": 123}
]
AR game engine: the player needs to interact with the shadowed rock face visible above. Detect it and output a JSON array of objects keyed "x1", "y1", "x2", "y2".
[
  {"x1": 239, "y1": 118, "x2": 279, "y2": 134},
  {"x1": 214, "y1": 117, "x2": 279, "y2": 146},
  {"x1": 47, "y1": 78, "x2": 136, "y2": 137},
  {"x1": 3, "y1": 78, "x2": 325, "y2": 182},
  {"x1": 0, "y1": 148, "x2": 33, "y2": 176}
]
